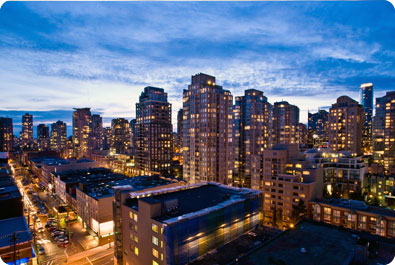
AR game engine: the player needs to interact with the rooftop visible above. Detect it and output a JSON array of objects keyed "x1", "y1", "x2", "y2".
[
  {"x1": 125, "y1": 182, "x2": 261, "y2": 223},
  {"x1": 0, "y1": 216, "x2": 32, "y2": 248},
  {"x1": 55, "y1": 167, "x2": 115, "y2": 183},
  {"x1": 83, "y1": 175, "x2": 177, "y2": 199},
  {"x1": 313, "y1": 199, "x2": 395, "y2": 218},
  {"x1": 0, "y1": 177, "x2": 21, "y2": 201},
  {"x1": 235, "y1": 220, "x2": 395, "y2": 265}
]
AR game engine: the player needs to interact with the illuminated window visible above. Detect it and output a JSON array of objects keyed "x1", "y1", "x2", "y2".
[
  {"x1": 133, "y1": 213, "x2": 138, "y2": 222},
  {"x1": 152, "y1": 224, "x2": 158, "y2": 233},
  {"x1": 152, "y1": 236, "x2": 159, "y2": 246},
  {"x1": 134, "y1": 247, "x2": 139, "y2": 256},
  {"x1": 152, "y1": 248, "x2": 159, "y2": 258},
  {"x1": 153, "y1": 261, "x2": 159, "y2": 265}
]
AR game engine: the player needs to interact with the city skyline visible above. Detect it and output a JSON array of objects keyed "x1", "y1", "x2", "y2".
[{"x1": 1, "y1": 1, "x2": 394, "y2": 131}]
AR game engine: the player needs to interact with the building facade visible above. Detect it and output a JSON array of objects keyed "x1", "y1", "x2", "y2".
[
  {"x1": 360, "y1": 83, "x2": 373, "y2": 153},
  {"x1": 272, "y1": 101, "x2": 299, "y2": 145},
  {"x1": 328, "y1": 96, "x2": 363, "y2": 155},
  {"x1": 72, "y1": 108, "x2": 92, "y2": 158},
  {"x1": 135, "y1": 87, "x2": 173, "y2": 175},
  {"x1": 233, "y1": 89, "x2": 272, "y2": 188},
  {"x1": 37, "y1": 124, "x2": 49, "y2": 151},
  {"x1": 373, "y1": 91, "x2": 395, "y2": 172},
  {"x1": 310, "y1": 199, "x2": 395, "y2": 238},
  {"x1": 50, "y1": 120, "x2": 67, "y2": 153},
  {"x1": 307, "y1": 110, "x2": 329, "y2": 146},
  {"x1": 111, "y1": 118, "x2": 132, "y2": 155},
  {"x1": 114, "y1": 182, "x2": 262, "y2": 265},
  {"x1": 21, "y1": 113, "x2": 33, "y2": 149},
  {"x1": 182, "y1": 73, "x2": 233, "y2": 184},
  {"x1": 0, "y1": 117, "x2": 13, "y2": 152},
  {"x1": 92, "y1": 114, "x2": 104, "y2": 151}
]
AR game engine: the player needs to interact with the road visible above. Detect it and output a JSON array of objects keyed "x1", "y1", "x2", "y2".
[{"x1": 11, "y1": 160, "x2": 107, "y2": 265}]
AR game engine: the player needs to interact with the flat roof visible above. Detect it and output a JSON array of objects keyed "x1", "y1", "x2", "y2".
[
  {"x1": 0, "y1": 178, "x2": 21, "y2": 201},
  {"x1": 126, "y1": 183, "x2": 260, "y2": 222},
  {"x1": 236, "y1": 220, "x2": 394, "y2": 265},
  {"x1": 313, "y1": 199, "x2": 395, "y2": 218},
  {"x1": 83, "y1": 175, "x2": 175, "y2": 199},
  {"x1": 0, "y1": 216, "x2": 32, "y2": 248},
  {"x1": 56, "y1": 167, "x2": 115, "y2": 183}
]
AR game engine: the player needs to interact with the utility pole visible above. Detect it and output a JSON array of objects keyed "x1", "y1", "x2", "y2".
[{"x1": 11, "y1": 232, "x2": 17, "y2": 265}]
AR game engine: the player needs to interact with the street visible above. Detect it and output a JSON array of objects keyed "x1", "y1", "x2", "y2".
[{"x1": 11, "y1": 161, "x2": 113, "y2": 265}]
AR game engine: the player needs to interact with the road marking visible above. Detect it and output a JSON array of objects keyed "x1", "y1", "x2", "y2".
[
  {"x1": 86, "y1": 256, "x2": 93, "y2": 265},
  {"x1": 64, "y1": 249, "x2": 69, "y2": 258}
]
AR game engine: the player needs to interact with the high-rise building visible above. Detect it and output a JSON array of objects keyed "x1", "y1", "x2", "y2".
[
  {"x1": 135, "y1": 87, "x2": 173, "y2": 175},
  {"x1": 72, "y1": 108, "x2": 92, "y2": 158},
  {"x1": 176, "y1": 109, "x2": 184, "y2": 151},
  {"x1": 50, "y1": 120, "x2": 67, "y2": 153},
  {"x1": 21, "y1": 113, "x2": 33, "y2": 148},
  {"x1": 103, "y1": 127, "x2": 112, "y2": 150},
  {"x1": 233, "y1": 89, "x2": 272, "y2": 188},
  {"x1": 111, "y1": 118, "x2": 131, "y2": 155},
  {"x1": 130, "y1": 119, "x2": 136, "y2": 155},
  {"x1": 91, "y1": 114, "x2": 104, "y2": 151},
  {"x1": 183, "y1": 73, "x2": 233, "y2": 184},
  {"x1": 298, "y1": 123, "x2": 308, "y2": 146},
  {"x1": 37, "y1": 124, "x2": 49, "y2": 151},
  {"x1": 0, "y1": 117, "x2": 13, "y2": 152},
  {"x1": 307, "y1": 110, "x2": 329, "y2": 146},
  {"x1": 272, "y1": 101, "x2": 299, "y2": 144},
  {"x1": 328, "y1": 96, "x2": 363, "y2": 155},
  {"x1": 373, "y1": 91, "x2": 395, "y2": 171},
  {"x1": 360, "y1": 83, "x2": 373, "y2": 152}
]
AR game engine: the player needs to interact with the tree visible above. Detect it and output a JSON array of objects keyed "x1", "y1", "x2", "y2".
[{"x1": 291, "y1": 199, "x2": 306, "y2": 223}]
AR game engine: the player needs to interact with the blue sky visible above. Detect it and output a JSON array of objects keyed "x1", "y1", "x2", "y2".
[{"x1": 0, "y1": 1, "x2": 394, "y2": 136}]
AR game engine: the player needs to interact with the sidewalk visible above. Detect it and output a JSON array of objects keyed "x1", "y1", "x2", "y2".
[{"x1": 65, "y1": 244, "x2": 113, "y2": 263}]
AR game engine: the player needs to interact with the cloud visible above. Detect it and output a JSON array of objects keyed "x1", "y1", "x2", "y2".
[{"x1": 0, "y1": 1, "x2": 394, "y2": 126}]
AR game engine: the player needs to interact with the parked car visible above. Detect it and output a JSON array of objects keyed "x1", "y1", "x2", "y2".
[{"x1": 57, "y1": 242, "x2": 68, "y2": 248}]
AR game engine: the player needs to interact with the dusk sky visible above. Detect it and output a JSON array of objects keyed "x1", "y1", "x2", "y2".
[{"x1": 0, "y1": 1, "x2": 394, "y2": 136}]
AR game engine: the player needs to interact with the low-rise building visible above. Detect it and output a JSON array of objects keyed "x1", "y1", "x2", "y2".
[
  {"x1": 0, "y1": 216, "x2": 33, "y2": 265},
  {"x1": 261, "y1": 144, "x2": 323, "y2": 228},
  {"x1": 113, "y1": 182, "x2": 262, "y2": 265},
  {"x1": 309, "y1": 198, "x2": 395, "y2": 238},
  {"x1": 76, "y1": 175, "x2": 182, "y2": 245},
  {"x1": 305, "y1": 148, "x2": 367, "y2": 197},
  {"x1": 235, "y1": 220, "x2": 395, "y2": 265},
  {"x1": 0, "y1": 175, "x2": 23, "y2": 220}
]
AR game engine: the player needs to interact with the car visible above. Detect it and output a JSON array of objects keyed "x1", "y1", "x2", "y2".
[
  {"x1": 38, "y1": 244, "x2": 45, "y2": 255},
  {"x1": 57, "y1": 242, "x2": 68, "y2": 248},
  {"x1": 38, "y1": 227, "x2": 45, "y2": 233}
]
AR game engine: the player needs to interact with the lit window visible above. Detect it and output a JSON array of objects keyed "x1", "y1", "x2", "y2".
[
  {"x1": 134, "y1": 247, "x2": 139, "y2": 256},
  {"x1": 152, "y1": 248, "x2": 159, "y2": 258},
  {"x1": 153, "y1": 261, "x2": 159, "y2": 265},
  {"x1": 152, "y1": 236, "x2": 159, "y2": 246},
  {"x1": 133, "y1": 213, "x2": 138, "y2": 222},
  {"x1": 152, "y1": 224, "x2": 158, "y2": 233}
]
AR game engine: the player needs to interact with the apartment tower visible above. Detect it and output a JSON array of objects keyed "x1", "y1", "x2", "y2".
[
  {"x1": 182, "y1": 73, "x2": 233, "y2": 184},
  {"x1": 135, "y1": 87, "x2": 173, "y2": 175}
]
